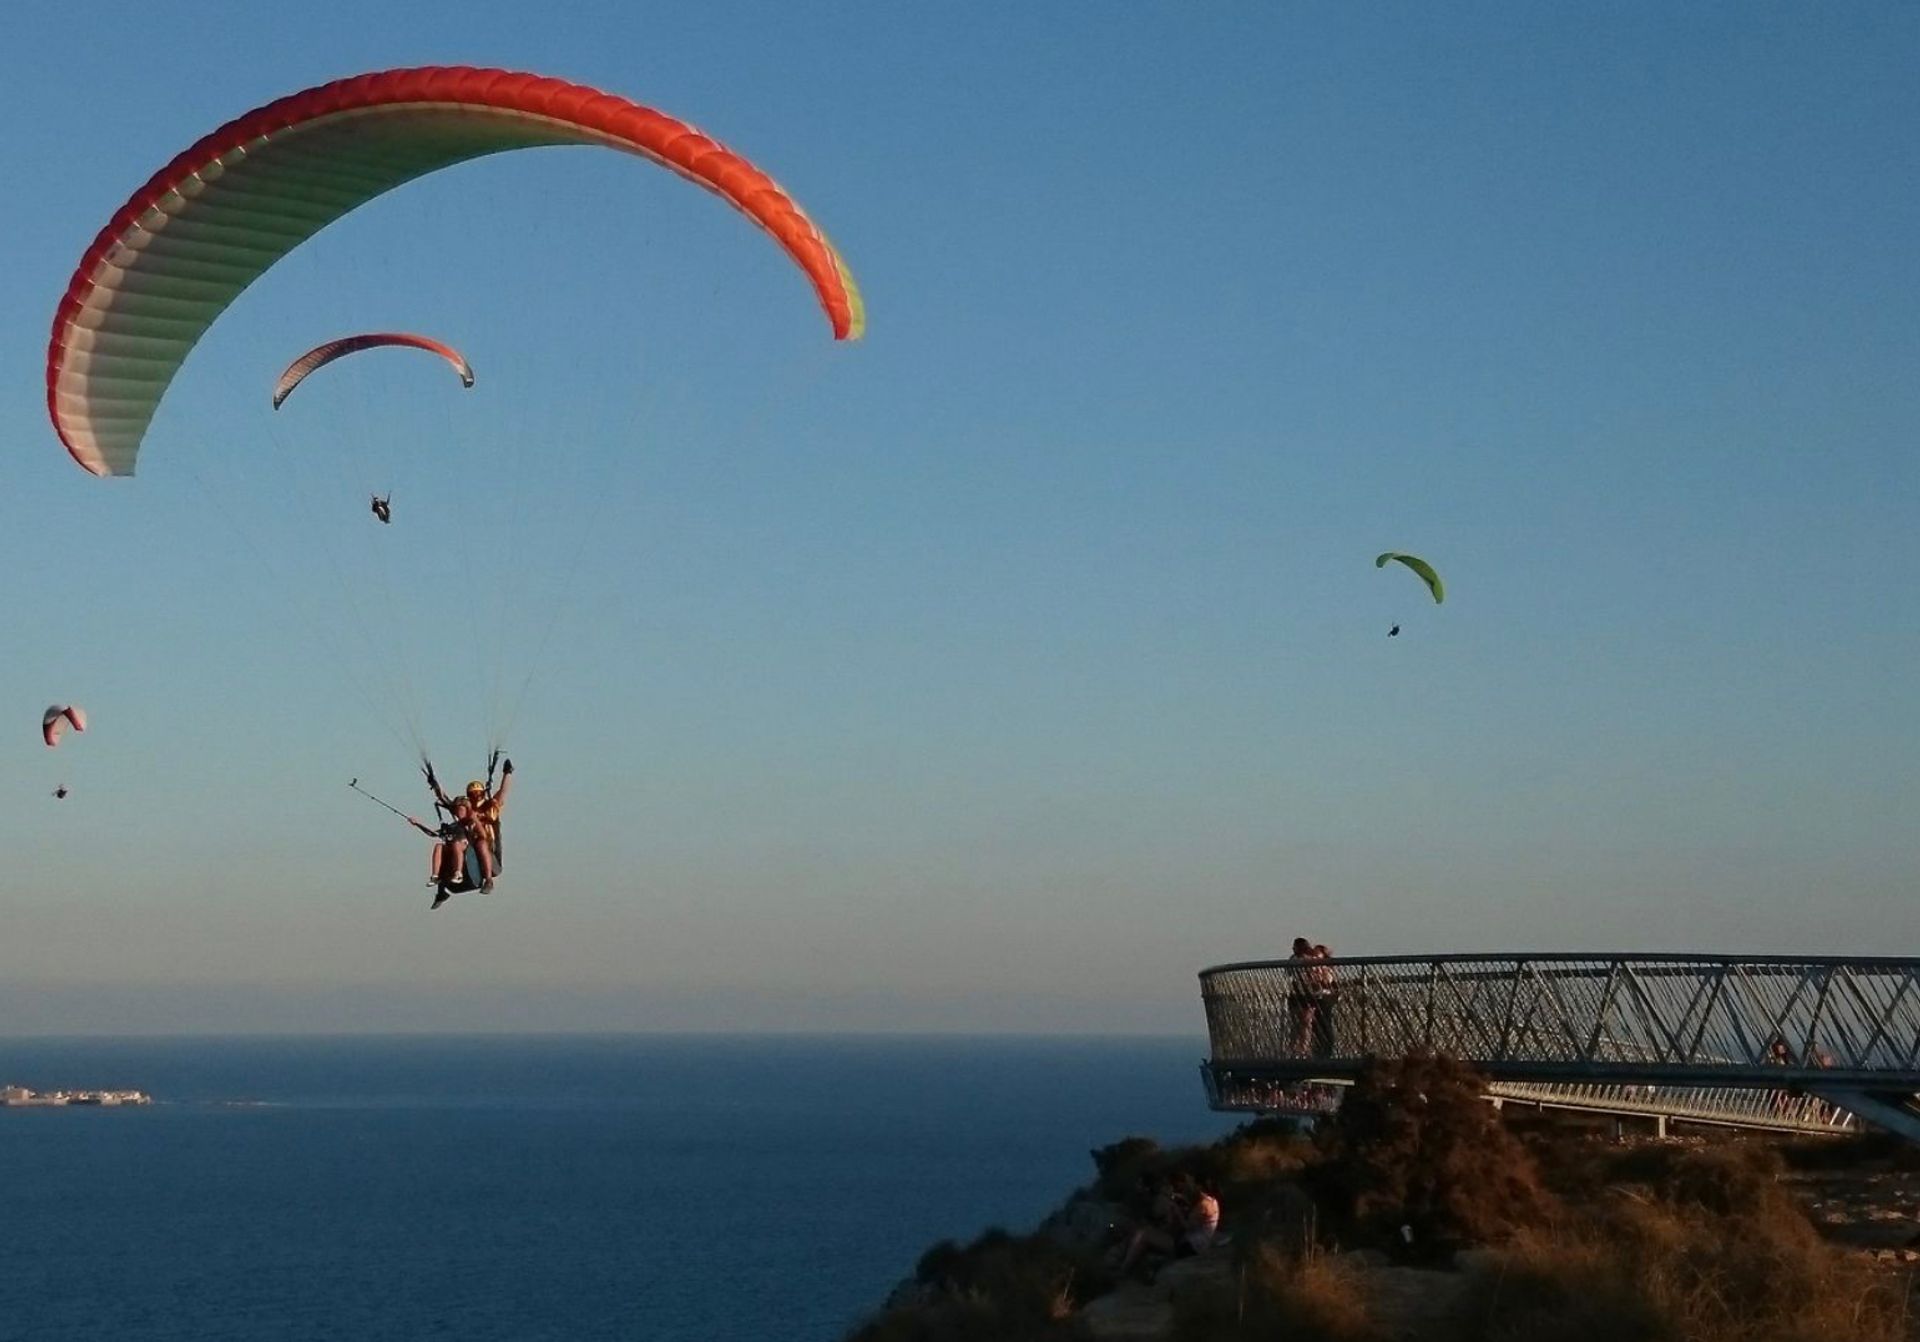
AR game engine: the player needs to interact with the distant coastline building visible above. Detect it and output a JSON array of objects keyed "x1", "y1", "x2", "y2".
[{"x1": 0, "y1": 1083, "x2": 151, "y2": 1107}]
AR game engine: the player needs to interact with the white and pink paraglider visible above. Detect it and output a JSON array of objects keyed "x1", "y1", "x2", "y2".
[
  {"x1": 43, "y1": 704, "x2": 87, "y2": 797},
  {"x1": 43, "y1": 704, "x2": 87, "y2": 748}
]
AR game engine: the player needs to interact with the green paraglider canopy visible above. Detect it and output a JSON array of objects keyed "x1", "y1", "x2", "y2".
[{"x1": 1375, "y1": 552, "x2": 1444, "y2": 604}]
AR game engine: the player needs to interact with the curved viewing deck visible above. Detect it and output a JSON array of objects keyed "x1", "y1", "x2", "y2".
[{"x1": 1199, "y1": 953, "x2": 1920, "y2": 1140}]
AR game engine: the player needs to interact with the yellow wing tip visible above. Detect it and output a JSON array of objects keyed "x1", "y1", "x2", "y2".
[{"x1": 831, "y1": 246, "x2": 866, "y2": 341}]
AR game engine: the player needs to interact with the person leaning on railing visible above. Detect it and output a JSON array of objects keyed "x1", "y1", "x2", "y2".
[
  {"x1": 1765, "y1": 1036, "x2": 1794, "y2": 1116},
  {"x1": 1286, "y1": 938, "x2": 1318, "y2": 1055},
  {"x1": 1308, "y1": 944, "x2": 1339, "y2": 1058}
]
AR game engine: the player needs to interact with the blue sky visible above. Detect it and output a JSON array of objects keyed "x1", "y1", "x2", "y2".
[{"x1": 0, "y1": 3, "x2": 1914, "y2": 1033}]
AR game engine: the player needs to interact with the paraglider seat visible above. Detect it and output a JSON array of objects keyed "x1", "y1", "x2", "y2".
[{"x1": 440, "y1": 844, "x2": 493, "y2": 895}]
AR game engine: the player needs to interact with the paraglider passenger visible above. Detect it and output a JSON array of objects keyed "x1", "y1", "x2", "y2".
[
  {"x1": 371, "y1": 494, "x2": 391, "y2": 524},
  {"x1": 1112, "y1": 1174, "x2": 1221, "y2": 1278},
  {"x1": 409, "y1": 800, "x2": 482, "y2": 908}
]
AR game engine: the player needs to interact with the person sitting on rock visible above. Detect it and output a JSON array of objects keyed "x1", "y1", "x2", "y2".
[
  {"x1": 1113, "y1": 1175, "x2": 1219, "y2": 1278},
  {"x1": 1182, "y1": 1179, "x2": 1221, "y2": 1256}
]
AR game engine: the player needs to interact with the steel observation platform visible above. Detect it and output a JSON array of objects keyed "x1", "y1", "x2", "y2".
[{"x1": 1199, "y1": 953, "x2": 1920, "y2": 1141}]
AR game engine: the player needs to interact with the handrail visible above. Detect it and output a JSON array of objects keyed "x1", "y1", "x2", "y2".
[{"x1": 1203, "y1": 952, "x2": 1920, "y2": 976}]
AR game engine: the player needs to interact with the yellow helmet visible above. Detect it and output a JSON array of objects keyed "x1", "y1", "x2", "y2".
[{"x1": 466, "y1": 780, "x2": 486, "y2": 796}]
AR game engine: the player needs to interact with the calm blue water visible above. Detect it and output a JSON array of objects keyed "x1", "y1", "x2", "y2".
[{"x1": 0, "y1": 1035, "x2": 1234, "y2": 1340}]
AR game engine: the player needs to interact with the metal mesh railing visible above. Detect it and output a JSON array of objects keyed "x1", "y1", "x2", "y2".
[{"x1": 1201, "y1": 953, "x2": 1920, "y2": 1088}]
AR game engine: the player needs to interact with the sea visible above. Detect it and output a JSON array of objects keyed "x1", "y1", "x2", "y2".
[{"x1": 0, "y1": 1034, "x2": 1239, "y2": 1340}]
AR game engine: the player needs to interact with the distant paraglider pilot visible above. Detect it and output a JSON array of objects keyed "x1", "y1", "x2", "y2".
[
  {"x1": 371, "y1": 493, "x2": 392, "y2": 524},
  {"x1": 43, "y1": 705, "x2": 86, "y2": 803},
  {"x1": 1376, "y1": 553, "x2": 1441, "y2": 640}
]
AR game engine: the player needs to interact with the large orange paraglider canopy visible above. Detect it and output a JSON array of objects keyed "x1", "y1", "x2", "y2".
[{"x1": 48, "y1": 65, "x2": 866, "y2": 478}]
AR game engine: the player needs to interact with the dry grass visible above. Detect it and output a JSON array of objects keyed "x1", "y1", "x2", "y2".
[
  {"x1": 848, "y1": 1297, "x2": 1090, "y2": 1342},
  {"x1": 1777, "y1": 1129, "x2": 1920, "y2": 1173},
  {"x1": 1462, "y1": 1225, "x2": 1685, "y2": 1342},
  {"x1": 1172, "y1": 1243, "x2": 1385, "y2": 1342},
  {"x1": 1213, "y1": 1117, "x2": 1314, "y2": 1185},
  {"x1": 1598, "y1": 1139, "x2": 1788, "y2": 1216},
  {"x1": 845, "y1": 1226, "x2": 1103, "y2": 1342},
  {"x1": 1455, "y1": 1173, "x2": 1914, "y2": 1342}
]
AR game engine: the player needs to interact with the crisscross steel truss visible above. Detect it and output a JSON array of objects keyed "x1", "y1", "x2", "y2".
[
  {"x1": 1201, "y1": 954, "x2": 1920, "y2": 1090},
  {"x1": 1201, "y1": 1072, "x2": 1862, "y2": 1135}
]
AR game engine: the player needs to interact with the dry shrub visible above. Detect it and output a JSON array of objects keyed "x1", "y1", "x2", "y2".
[
  {"x1": 1311, "y1": 1054, "x2": 1557, "y2": 1254},
  {"x1": 1088, "y1": 1135, "x2": 1216, "y2": 1206},
  {"x1": 914, "y1": 1225, "x2": 1106, "y2": 1308},
  {"x1": 1172, "y1": 1243, "x2": 1384, "y2": 1342},
  {"x1": 1214, "y1": 1117, "x2": 1313, "y2": 1185},
  {"x1": 1457, "y1": 1183, "x2": 1912, "y2": 1342},
  {"x1": 1603, "y1": 1141, "x2": 1787, "y2": 1218},
  {"x1": 848, "y1": 1297, "x2": 1088, "y2": 1342},
  {"x1": 845, "y1": 1227, "x2": 1101, "y2": 1342},
  {"x1": 861, "y1": 1060, "x2": 1914, "y2": 1342},
  {"x1": 1089, "y1": 1136, "x2": 1164, "y2": 1195},
  {"x1": 1778, "y1": 1129, "x2": 1920, "y2": 1173},
  {"x1": 1465, "y1": 1225, "x2": 1685, "y2": 1342},
  {"x1": 1225, "y1": 1179, "x2": 1321, "y2": 1264}
]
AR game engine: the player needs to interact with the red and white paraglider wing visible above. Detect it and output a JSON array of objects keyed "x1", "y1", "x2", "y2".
[
  {"x1": 272, "y1": 333, "x2": 474, "y2": 410},
  {"x1": 48, "y1": 66, "x2": 865, "y2": 478},
  {"x1": 42, "y1": 704, "x2": 87, "y2": 747}
]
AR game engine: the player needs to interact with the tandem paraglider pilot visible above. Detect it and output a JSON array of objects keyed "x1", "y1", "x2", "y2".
[{"x1": 411, "y1": 759, "x2": 514, "y2": 909}]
